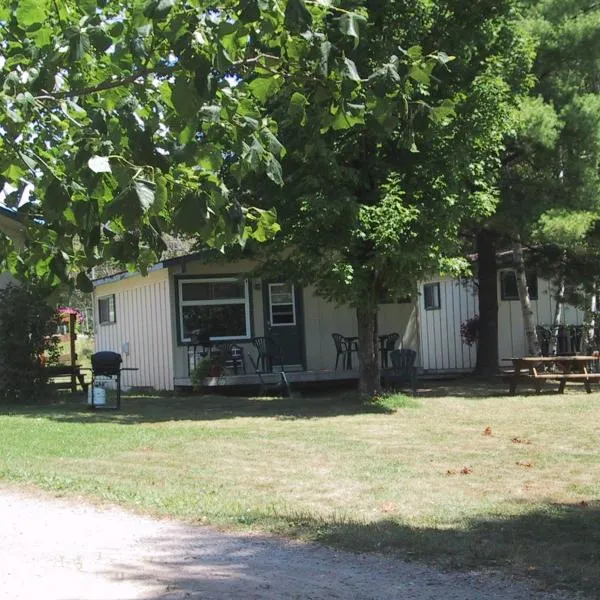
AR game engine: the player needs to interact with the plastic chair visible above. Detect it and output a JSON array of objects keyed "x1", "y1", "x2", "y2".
[
  {"x1": 384, "y1": 348, "x2": 417, "y2": 394},
  {"x1": 251, "y1": 336, "x2": 281, "y2": 373},
  {"x1": 214, "y1": 343, "x2": 246, "y2": 374},
  {"x1": 331, "y1": 333, "x2": 358, "y2": 370},
  {"x1": 380, "y1": 333, "x2": 400, "y2": 368}
]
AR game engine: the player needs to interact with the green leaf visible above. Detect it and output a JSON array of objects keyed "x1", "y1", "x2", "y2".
[
  {"x1": 88, "y1": 156, "x2": 112, "y2": 173},
  {"x1": 200, "y1": 105, "x2": 222, "y2": 122},
  {"x1": 319, "y1": 41, "x2": 332, "y2": 78},
  {"x1": 76, "y1": 271, "x2": 94, "y2": 293},
  {"x1": 174, "y1": 193, "x2": 209, "y2": 234},
  {"x1": 134, "y1": 180, "x2": 155, "y2": 211},
  {"x1": 3, "y1": 163, "x2": 26, "y2": 182},
  {"x1": 249, "y1": 77, "x2": 282, "y2": 103},
  {"x1": 79, "y1": 0, "x2": 97, "y2": 16},
  {"x1": 344, "y1": 58, "x2": 361, "y2": 82},
  {"x1": 89, "y1": 28, "x2": 113, "y2": 53},
  {"x1": 45, "y1": 180, "x2": 70, "y2": 218},
  {"x1": 284, "y1": 0, "x2": 313, "y2": 33},
  {"x1": 197, "y1": 146, "x2": 224, "y2": 171},
  {"x1": 153, "y1": 175, "x2": 168, "y2": 214},
  {"x1": 172, "y1": 77, "x2": 202, "y2": 119},
  {"x1": 265, "y1": 155, "x2": 283, "y2": 186},
  {"x1": 408, "y1": 64, "x2": 431, "y2": 86},
  {"x1": 69, "y1": 31, "x2": 91, "y2": 62},
  {"x1": 404, "y1": 46, "x2": 423, "y2": 60},
  {"x1": 338, "y1": 13, "x2": 365, "y2": 46},
  {"x1": 260, "y1": 128, "x2": 286, "y2": 158},
  {"x1": 16, "y1": 0, "x2": 48, "y2": 27},
  {"x1": 144, "y1": 0, "x2": 175, "y2": 20},
  {"x1": 240, "y1": 0, "x2": 261, "y2": 23},
  {"x1": 288, "y1": 92, "x2": 309, "y2": 125}
]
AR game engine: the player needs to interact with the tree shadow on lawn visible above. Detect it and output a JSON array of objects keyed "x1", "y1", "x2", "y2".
[
  {"x1": 307, "y1": 501, "x2": 600, "y2": 596},
  {"x1": 0, "y1": 390, "x2": 414, "y2": 424},
  {"x1": 0, "y1": 377, "x2": 569, "y2": 424},
  {"x1": 94, "y1": 501, "x2": 599, "y2": 599}
]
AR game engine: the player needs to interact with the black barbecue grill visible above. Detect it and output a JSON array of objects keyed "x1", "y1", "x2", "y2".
[{"x1": 89, "y1": 351, "x2": 137, "y2": 410}]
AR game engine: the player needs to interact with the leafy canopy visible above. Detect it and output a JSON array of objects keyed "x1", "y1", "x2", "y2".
[{"x1": 0, "y1": 0, "x2": 439, "y2": 289}]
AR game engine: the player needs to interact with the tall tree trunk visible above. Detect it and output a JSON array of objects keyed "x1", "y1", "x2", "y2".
[
  {"x1": 475, "y1": 228, "x2": 499, "y2": 375},
  {"x1": 512, "y1": 236, "x2": 540, "y2": 355},
  {"x1": 550, "y1": 275, "x2": 565, "y2": 356},
  {"x1": 584, "y1": 286, "x2": 597, "y2": 354},
  {"x1": 356, "y1": 298, "x2": 381, "y2": 397}
]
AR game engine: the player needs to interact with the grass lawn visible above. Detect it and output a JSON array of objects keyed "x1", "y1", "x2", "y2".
[{"x1": 0, "y1": 380, "x2": 598, "y2": 596}]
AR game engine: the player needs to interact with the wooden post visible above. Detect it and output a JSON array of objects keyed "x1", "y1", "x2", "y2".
[{"x1": 69, "y1": 313, "x2": 77, "y2": 393}]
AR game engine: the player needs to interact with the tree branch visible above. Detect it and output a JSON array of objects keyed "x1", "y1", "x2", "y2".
[{"x1": 39, "y1": 65, "x2": 176, "y2": 100}]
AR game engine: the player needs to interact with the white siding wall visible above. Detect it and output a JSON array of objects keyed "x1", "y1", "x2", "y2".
[
  {"x1": 94, "y1": 269, "x2": 173, "y2": 390},
  {"x1": 419, "y1": 275, "x2": 588, "y2": 372},
  {"x1": 497, "y1": 276, "x2": 585, "y2": 359},
  {"x1": 302, "y1": 287, "x2": 417, "y2": 371},
  {"x1": 419, "y1": 278, "x2": 478, "y2": 371}
]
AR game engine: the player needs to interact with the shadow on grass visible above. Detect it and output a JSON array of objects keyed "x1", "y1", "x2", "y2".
[
  {"x1": 0, "y1": 392, "x2": 422, "y2": 424},
  {"x1": 90, "y1": 500, "x2": 599, "y2": 599},
  {"x1": 258, "y1": 501, "x2": 600, "y2": 596}
]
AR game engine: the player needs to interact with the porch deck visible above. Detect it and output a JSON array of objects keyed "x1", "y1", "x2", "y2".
[
  {"x1": 174, "y1": 368, "x2": 360, "y2": 389},
  {"x1": 173, "y1": 367, "x2": 468, "y2": 390}
]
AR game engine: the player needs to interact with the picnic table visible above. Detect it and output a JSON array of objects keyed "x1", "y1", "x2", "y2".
[{"x1": 503, "y1": 355, "x2": 600, "y2": 395}]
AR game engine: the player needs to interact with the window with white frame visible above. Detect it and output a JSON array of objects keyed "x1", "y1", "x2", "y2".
[
  {"x1": 423, "y1": 282, "x2": 441, "y2": 310},
  {"x1": 178, "y1": 277, "x2": 250, "y2": 342},
  {"x1": 269, "y1": 283, "x2": 296, "y2": 326},
  {"x1": 98, "y1": 294, "x2": 116, "y2": 325}
]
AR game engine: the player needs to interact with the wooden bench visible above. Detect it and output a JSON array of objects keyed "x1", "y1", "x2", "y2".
[{"x1": 45, "y1": 364, "x2": 88, "y2": 394}]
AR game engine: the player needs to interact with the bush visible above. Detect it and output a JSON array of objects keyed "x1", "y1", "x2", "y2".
[
  {"x1": 0, "y1": 283, "x2": 61, "y2": 401},
  {"x1": 190, "y1": 354, "x2": 226, "y2": 390}
]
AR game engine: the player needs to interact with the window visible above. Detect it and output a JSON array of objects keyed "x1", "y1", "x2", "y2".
[
  {"x1": 98, "y1": 295, "x2": 116, "y2": 325},
  {"x1": 269, "y1": 283, "x2": 296, "y2": 326},
  {"x1": 178, "y1": 277, "x2": 250, "y2": 342},
  {"x1": 500, "y1": 270, "x2": 538, "y2": 301},
  {"x1": 423, "y1": 283, "x2": 441, "y2": 310}
]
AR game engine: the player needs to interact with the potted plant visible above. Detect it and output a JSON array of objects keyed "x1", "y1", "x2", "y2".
[{"x1": 191, "y1": 354, "x2": 225, "y2": 389}]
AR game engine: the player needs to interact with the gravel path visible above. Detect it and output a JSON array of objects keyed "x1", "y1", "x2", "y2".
[{"x1": 0, "y1": 486, "x2": 578, "y2": 600}]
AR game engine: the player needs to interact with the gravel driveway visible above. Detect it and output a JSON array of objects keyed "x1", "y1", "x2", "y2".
[{"x1": 0, "y1": 486, "x2": 579, "y2": 600}]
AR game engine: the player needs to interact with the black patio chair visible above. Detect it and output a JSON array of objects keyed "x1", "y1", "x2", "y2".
[
  {"x1": 331, "y1": 333, "x2": 358, "y2": 370},
  {"x1": 384, "y1": 348, "x2": 417, "y2": 394},
  {"x1": 380, "y1": 332, "x2": 400, "y2": 368},
  {"x1": 213, "y1": 343, "x2": 246, "y2": 374},
  {"x1": 251, "y1": 336, "x2": 282, "y2": 373},
  {"x1": 535, "y1": 325, "x2": 552, "y2": 356}
]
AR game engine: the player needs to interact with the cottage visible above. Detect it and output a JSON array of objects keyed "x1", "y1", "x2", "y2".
[{"x1": 92, "y1": 253, "x2": 586, "y2": 391}]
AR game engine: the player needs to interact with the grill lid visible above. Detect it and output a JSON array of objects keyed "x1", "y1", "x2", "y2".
[{"x1": 91, "y1": 351, "x2": 123, "y2": 375}]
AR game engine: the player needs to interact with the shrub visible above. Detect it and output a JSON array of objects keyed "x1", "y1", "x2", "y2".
[
  {"x1": 190, "y1": 354, "x2": 226, "y2": 390},
  {"x1": 0, "y1": 283, "x2": 61, "y2": 401}
]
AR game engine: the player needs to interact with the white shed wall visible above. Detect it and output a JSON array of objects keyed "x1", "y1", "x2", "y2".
[
  {"x1": 419, "y1": 274, "x2": 588, "y2": 372},
  {"x1": 419, "y1": 278, "x2": 478, "y2": 371},
  {"x1": 94, "y1": 269, "x2": 174, "y2": 390},
  {"x1": 497, "y1": 276, "x2": 585, "y2": 359}
]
